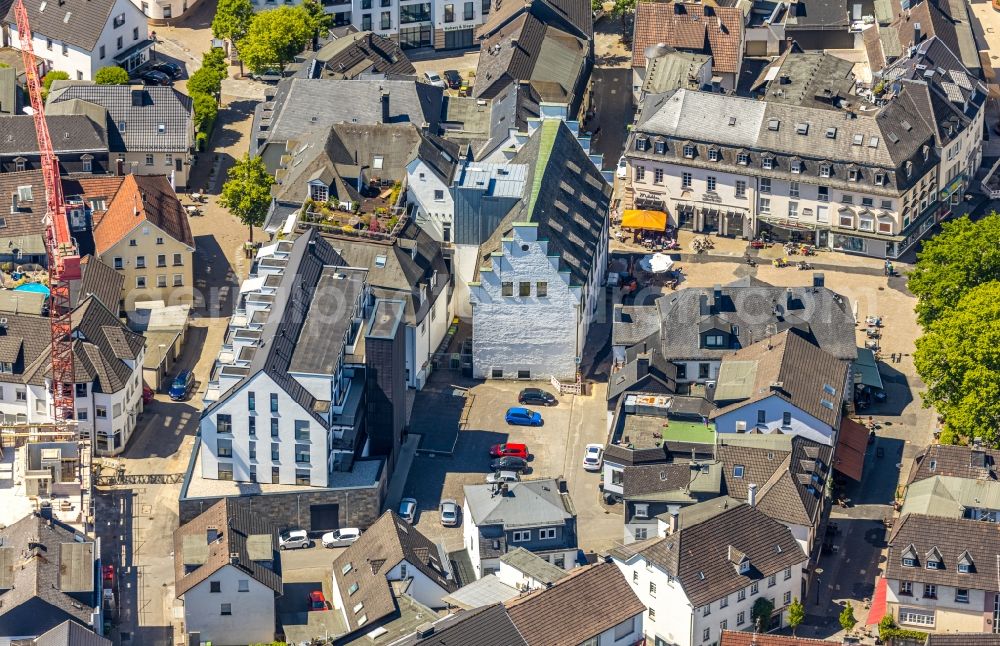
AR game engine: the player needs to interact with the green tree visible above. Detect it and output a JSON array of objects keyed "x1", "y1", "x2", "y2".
[
  {"x1": 219, "y1": 154, "x2": 273, "y2": 243},
  {"x1": 41, "y1": 70, "x2": 69, "y2": 101},
  {"x1": 203, "y1": 47, "x2": 229, "y2": 77},
  {"x1": 908, "y1": 213, "x2": 1000, "y2": 327},
  {"x1": 191, "y1": 92, "x2": 218, "y2": 134},
  {"x1": 914, "y1": 281, "x2": 1000, "y2": 444},
  {"x1": 591, "y1": 0, "x2": 602, "y2": 11},
  {"x1": 612, "y1": 0, "x2": 636, "y2": 32},
  {"x1": 212, "y1": 0, "x2": 254, "y2": 42},
  {"x1": 302, "y1": 0, "x2": 333, "y2": 43},
  {"x1": 94, "y1": 66, "x2": 130, "y2": 85},
  {"x1": 838, "y1": 604, "x2": 857, "y2": 633},
  {"x1": 787, "y1": 597, "x2": 805, "y2": 636},
  {"x1": 751, "y1": 597, "x2": 774, "y2": 633},
  {"x1": 237, "y1": 6, "x2": 313, "y2": 74},
  {"x1": 187, "y1": 65, "x2": 224, "y2": 98}
]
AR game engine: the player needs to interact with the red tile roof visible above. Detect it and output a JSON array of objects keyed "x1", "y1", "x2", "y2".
[
  {"x1": 632, "y1": 1, "x2": 743, "y2": 73},
  {"x1": 835, "y1": 417, "x2": 868, "y2": 481},
  {"x1": 721, "y1": 632, "x2": 842, "y2": 646},
  {"x1": 93, "y1": 174, "x2": 193, "y2": 254}
]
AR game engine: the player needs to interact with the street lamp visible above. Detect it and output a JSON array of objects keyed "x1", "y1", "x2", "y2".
[{"x1": 814, "y1": 567, "x2": 824, "y2": 605}]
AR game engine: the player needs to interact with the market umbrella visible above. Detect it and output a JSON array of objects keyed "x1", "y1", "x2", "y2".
[{"x1": 639, "y1": 253, "x2": 674, "y2": 273}]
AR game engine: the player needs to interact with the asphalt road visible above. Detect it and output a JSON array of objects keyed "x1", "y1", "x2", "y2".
[{"x1": 589, "y1": 68, "x2": 634, "y2": 170}]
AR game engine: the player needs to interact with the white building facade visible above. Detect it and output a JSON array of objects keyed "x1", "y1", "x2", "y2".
[
  {"x1": 131, "y1": 0, "x2": 202, "y2": 22},
  {"x1": 180, "y1": 564, "x2": 276, "y2": 646},
  {"x1": 6, "y1": 0, "x2": 151, "y2": 80}
]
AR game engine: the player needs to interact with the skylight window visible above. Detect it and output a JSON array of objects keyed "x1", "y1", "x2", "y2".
[
  {"x1": 733, "y1": 465, "x2": 745, "y2": 478},
  {"x1": 820, "y1": 399, "x2": 834, "y2": 410},
  {"x1": 795, "y1": 123, "x2": 809, "y2": 135},
  {"x1": 823, "y1": 384, "x2": 836, "y2": 396},
  {"x1": 375, "y1": 255, "x2": 387, "y2": 268}
]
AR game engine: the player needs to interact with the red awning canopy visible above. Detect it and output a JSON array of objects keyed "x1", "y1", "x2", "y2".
[
  {"x1": 866, "y1": 577, "x2": 888, "y2": 625},
  {"x1": 835, "y1": 417, "x2": 868, "y2": 481}
]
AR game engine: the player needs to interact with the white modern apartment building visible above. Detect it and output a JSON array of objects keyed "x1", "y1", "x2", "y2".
[
  {"x1": 611, "y1": 498, "x2": 808, "y2": 646},
  {"x1": 4, "y1": 0, "x2": 151, "y2": 80},
  {"x1": 199, "y1": 230, "x2": 372, "y2": 487},
  {"x1": 624, "y1": 38, "x2": 986, "y2": 259},
  {"x1": 250, "y1": 0, "x2": 489, "y2": 50},
  {"x1": 131, "y1": 0, "x2": 202, "y2": 22}
]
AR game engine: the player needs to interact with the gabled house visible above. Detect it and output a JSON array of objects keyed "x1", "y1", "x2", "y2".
[
  {"x1": 0, "y1": 170, "x2": 50, "y2": 265},
  {"x1": 47, "y1": 84, "x2": 194, "y2": 187},
  {"x1": 497, "y1": 547, "x2": 567, "y2": 592},
  {"x1": 3, "y1": 0, "x2": 151, "y2": 81},
  {"x1": 92, "y1": 174, "x2": 194, "y2": 310},
  {"x1": 613, "y1": 278, "x2": 856, "y2": 387},
  {"x1": 16, "y1": 620, "x2": 111, "y2": 646},
  {"x1": 709, "y1": 329, "x2": 851, "y2": 446},
  {"x1": 330, "y1": 511, "x2": 457, "y2": 640},
  {"x1": 0, "y1": 115, "x2": 108, "y2": 175},
  {"x1": 864, "y1": 0, "x2": 980, "y2": 78},
  {"x1": 173, "y1": 499, "x2": 282, "y2": 646},
  {"x1": 631, "y1": 0, "x2": 744, "y2": 95},
  {"x1": 307, "y1": 31, "x2": 415, "y2": 80},
  {"x1": 0, "y1": 514, "x2": 101, "y2": 639},
  {"x1": 611, "y1": 497, "x2": 808, "y2": 646},
  {"x1": 469, "y1": 118, "x2": 610, "y2": 381},
  {"x1": 463, "y1": 478, "x2": 578, "y2": 579},
  {"x1": 717, "y1": 434, "x2": 832, "y2": 556}
]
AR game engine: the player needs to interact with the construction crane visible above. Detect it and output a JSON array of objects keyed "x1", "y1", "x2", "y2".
[{"x1": 12, "y1": 0, "x2": 80, "y2": 424}]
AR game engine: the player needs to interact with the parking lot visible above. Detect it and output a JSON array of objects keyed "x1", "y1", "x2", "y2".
[
  {"x1": 402, "y1": 377, "x2": 623, "y2": 555},
  {"x1": 276, "y1": 542, "x2": 348, "y2": 643}
]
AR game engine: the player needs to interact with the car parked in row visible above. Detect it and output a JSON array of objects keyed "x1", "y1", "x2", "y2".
[
  {"x1": 518, "y1": 388, "x2": 557, "y2": 406},
  {"x1": 278, "y1": 529, "x2": 311, "y2": 550},
  {"x1": 399, "y1": 497, "x2": 417, "y2": 524},
  {"x1": 169, "y1": 370, "x2": 194, "y2": 401},
  {"x1": 489, "y1": 443, "x2": 528, "y2": 460},
  {"x1": 132, "y1": 69, "x2": 172, "y2": 86},
  {"x1": 443, "y1": 69, "x2": 462, "y2": 89},
  {"x1": 424, "y1": 71, "x2": 446, "y2": 87},
  {"x1": 505, "y1": 407, "x2": 543, "y2": 426},
  {"x1": 151, "y1": 61, "x2": 183, "y2": 79},
  {"x1": 490, "y1": 456, "x2": 527, "y2": 472},
  {"x1": 321, "y1": 527, "x2": 361, "y2": 548},
  {"x1": 439, "y1": 499, "x2": 460, "y2": 526},
  {"x1": 486, "y1": 470, "x2": 520, "y2": 484},
  {"x1": 308, "y1": 590, "x2": 327, "y2": 611}
]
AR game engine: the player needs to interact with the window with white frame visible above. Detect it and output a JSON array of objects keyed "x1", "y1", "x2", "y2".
[
  {"x1": 788, "y1": 202, "x2": 798, "y2": 218},
  {"x1": 783, "y1": 591, "x2": 791, "y2": 605},
  {"x1": 737, "y1": 153, "x2": 749, "y2": 165},
  {"x1": 859, "y1": 214, "x2": 874, "y2": 232},
  {"x1": 820, "y1": 164, "x2": 831, "y2": 178},
  {"x1": 875, "y1": 172, "x2": 886, "y2": 186},
  {"x1": 759, "y1": 178, "x2": 771, "y2": 193},
  {"x1": 762, "y1": 157, "x2": 774, "y2": 170},
  {"x1": 654, "y1": 141, "x2": 666, "y2": 154},
  {"x1": 702, "y1": 604, "x2": 711, "y2": 616},
  {"x1": 719, "y1": 595, "x2": 728, "y2": 608},
  {"x1": 703, "y1": 627, "x2": 710, "y2": 642},
  {"x1": 310, "y1": 184, "x2": 329, "y2": 202},
  {"x1": 708, "y1": 149, "x2": 719, "y2": 161},
  {"x1": 899, "y1": 581, "x2": 912, "y2": 595},
  {"x1": 878, "y1": 219, "x2": 893, "y2": 234},
  {"x1": 738, "y1": 589, "x2": 746, "y2": 601},
  {"x1": 839, "y1": 212, "x2": 854, "y2": 228},
  {"x1": 512, "y1": 530, "x2": 530, "y2": 542},
  {"x1": 791, "y1": 160, "x2": 802, "y2": 173},
  {"x1": 634, "y1": 503, "x2": 649, "y2": 518},
  {"x1": 955, "y1": 588, "x2": 969, "y2": 603},
  {"x1": 923, "y1": 584, "x2": 937, "y2": 598},
  {"x1": 789, "y1": 181, "x2": 799, "y2": 198},
  {"x1": 735, "y1": 180, "x2": 747, "y2": 198},
  {"x1": 737, "y1": 611, "x2": 745, "y2": 626},
  {"x1": 849, "y1": 168, "x2": 860, "y2": 181},
  {"x1": 538, "y1": 528, "x2": 556, "y2": 540},
  {"x1": 654, "y1": 168, "x2": 664, "y2": 184},
  {"x1": 682, "y1": 172, "x2": 692, "y2": 188},
  {"x1": 706, "y1": 176, "x2": 717, "y2": 192},
  {"x1": 683, "y1": 145, "x2": 695, "y2": 158},
  {"x1": 759, "y1": 197, "x2": 770, "y2": 214},
  {"x1": 635, "y1": 166, "x2": 645, "y2": 182},
  {"x1": 899, "y1": 607, "x2": 934, "y2": 626}
]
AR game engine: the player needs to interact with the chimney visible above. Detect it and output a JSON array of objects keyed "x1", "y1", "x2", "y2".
[
  {"x1": 812, "y1": 272, "x2": 824, "y2": 288},
  {"x1": 380, "y1": 90, "x2": 390, "y2": 123},
  {"x1": 914, "y1": 21, "x2": 922, "y2": 44},
  {"x1": 748, "y1": 483, "x2": 757, "y2": 508},
  {"x1": 668, "y1": 511, "x2": 679, "y2": 534},
  {"x1": 711, "y1": 284, "x2": 722, "y2": 309},
  {"x1": 636, "y1": 355, "x2": 650, "y2": 378},
  {"x1": 785, "y1": 287, "x2": 793, "y2": 308}
]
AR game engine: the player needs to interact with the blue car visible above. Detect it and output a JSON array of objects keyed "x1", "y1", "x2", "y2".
[
  {"x1": 505, "y1": 407, "x2": 543, "y2": 427},
  {"x1": 169, "y1": 370, "x2": 194, "y2": 401}
]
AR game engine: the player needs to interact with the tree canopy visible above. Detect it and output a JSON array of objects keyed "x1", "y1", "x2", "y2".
[
  {"x1": 838, "y1": 604, "x2": 857, "y2": 632},
  {"x1": 41, "y1": 70, "x2": 69, "y2": 100},
  {"x1": 95, "y1": 66, "x2": 130, "y2": 85},
  {"x1": 218, "y1": 154, "x2": 273, "y2": 243},
  {"x1": 238, "y1": 6, "x2": 313, "y2": 74},
  {"x1": 915, "y1": 281, "x2": 1000, "y2": 444},
  {"x1": 212, "y1": 0, "x2": 254, "y2": 43},
  {"x1": 751, "y1": 597, "x2": 773, "y2": 633},
  {"x1": 191, "y1": 92, "x2": 218, "y2": 133},
  {"x1": 187, "y1": 65, "x2": 224, "y2": 98},
  {"x1": 788, "y1": 598, "x2": 805, "y2": 636},
  {"x1": 908, "y1": 213, "x2": 1000, "y2": 327}
]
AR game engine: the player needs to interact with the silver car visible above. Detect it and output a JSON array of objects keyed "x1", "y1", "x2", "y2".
[
  {"x1": 399, "y1": 497, "x2": 417, "y2": 524},
  {"x1": 321, "y1": 527, "x2": 361, "y2": 548},
  {"x1": 278, "y1": 529, "x2": 311, "y2": 550},
  {"x1": 486, "y1": 470, "x2": 520, "y2": 484},
  {"x1": 439, "y1": 499, "x2": 460, "y2": 527}
]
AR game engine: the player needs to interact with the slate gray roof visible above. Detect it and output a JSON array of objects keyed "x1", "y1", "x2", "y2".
[
  {"x1": 464, "y1": 479, "x2": 575, "y2": 529},
  {"x1": 718, "y1": 434, "x2": 832, "y2": 527},
  {"x1": 255, "y1": 79, "x2": 443, "y2": 155},
  {"x1": 331, "y1": 219, "x2": 449, "y2": 326},
  {"x1": 312, "y1": 31, "x2": 415, "y2": 80},
  {"x1": 886, "y1": 513, "x2": 1000, "y2": 591},
  {"x1": 907, "y1": 444, "x2": 999, "y2": 485},
  {"x1": 623, "y1": 461, "x2": 721, "y2": 500},
  {"x1": 0, "y1": 514, "x2": 96, "y2": 636},
  {"x1": 478, "y1": 119, "x2": 610, "y2": 288},
  {"x1": 753, "y1": 50, "x2": 856, "y2": 110},
  {"x1": 785, "y1": 0, "x2": 848, "y2": 28},
  {"x1": 612, "y1": 304, "x2": 661, "y2": 347},
  {"x1": 610, "y1": 498, "x2": 806, "y2": 606},
  {"x1": 173, "y1": 498, "x2": 282, "y2": 597},
  {"x1": 202, "y1": 230, "x2": 364, "y2": 428},
  {"x1": 390, "y1": 603, "x2": 527, "y2": 646},
  {"x1": 73, "y1": 255, "x2": 124, "y2": 312},
  {"x1": 710, "y1": 329, "x2": 850, "y2": 429},
  {"x1": 628, "y1": 277, "x2": 856, "y2": 362},
  {"x1": 642, "y1": 50, "x2": 711, "y2": 95},
  {"x1": 479, "y1": 0, "x2": 593, "y2": 41},
  {"x1": 332, "y1": 511, "x2": 457, "y2": 632},
  {"x1": 30, "y1": 621, "x2": 111, "y2": 646},
  {"x1": 0, "y1": 170, "x2": 48, "y2": 254},
  {"x1": 870, "y1": 0, "x2": 980, "y2": 79},
  {"x1": 4, "y1": 0, "x2": 123, "y2": 51},
  {"x1": 47, "y1": 84, "x2": 192, "y2": 153},
  {"x1": 607, "y1": 349, "x2": 678, "y2": 402},
  {"x1": 0, "y1": 115, "x2": 106, "y2": 155},
  {"x1": 499, "y1": 547, "x2": 568, "y2": 585}
]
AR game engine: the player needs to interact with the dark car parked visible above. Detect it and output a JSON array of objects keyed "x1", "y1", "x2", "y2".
[
  {"x1": 133, "y1": 69, "x2": 171, "y2": 86},
  {"x1": 490, "y1": 456, "x2": 528, "y2": 472},
  {"x1": 443, "y1": 69, "x2": 462, "y2": 89},
  {"x1": 518, "y1": 388, "x2": 557, "y2": 406},
  {"x1": 151, "y1": 61, "x2": 183, "y2": 79}
]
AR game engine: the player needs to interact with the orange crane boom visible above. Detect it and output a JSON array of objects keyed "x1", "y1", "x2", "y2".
[{"x1": 13, "y1": 0, "x2": 80, "y2": 423}]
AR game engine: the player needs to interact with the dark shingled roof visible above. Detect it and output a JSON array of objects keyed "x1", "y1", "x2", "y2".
[
  {"x1": 4, "y1": 0, "x2": 124, "y2": 51},
  {"x1": 25, "y1": 620, "x2": 111, "y2": 646},
  {"x1": 478, "y1": 0, "x2": 593, "y2": 41},
  {"x1": 391, "y1": 603, "x2": 527, "y2": 646},
  {"x1": 73, "y1": 255, "x2": 124, "y2": 313},
  {"x1": 0, "y1": 514, "x2": 96, "y2": 636},
  {"x1": 313, "y1": 31, "x2": 415, "y2": 79},
  {"x1": 610, "y1": 498, "x2": 806, "y2": 606},
  {"x1": 478, "y1": 119, "x2": 610, "y2": 287},
  {"x1": 907, "y1": 444, "x2": 1000, "y2": 485},
  {"x1": 710, "y1": 329, "x2": 850, "y2": 429},
  {"x1": 887, "y1": 513, "x2": 1000, "y2": 591},
  {"x1": 0, "y1": 115, "x2": 106, "y2": 155},
  {"x1": 173, "y1": 498, "x2": 282, "y2": 598},
  {"x1": 332, "y1": 511, "x2": 457, "y2": 632},
  {"x1": 504, "y1": 562, "x2": 644, "y2": 646}
]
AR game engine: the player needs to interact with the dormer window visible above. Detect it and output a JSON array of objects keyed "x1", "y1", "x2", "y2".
[
  {"x1": 820, "y1": 164, "x2": 832, "y2": 178},
  {"x1": 704, "y1": 334, "x2": 725, "y2": 347},
  {"x1": 902, "y1": 544, "x2": 918, "y2": 568},
  {"x1": 739, "y1": 559, "x2": 750, "y2": 574},
  {"x1": 875, "y1": 172, "x2": 886, "y2": 186},
  {"x1": 683, "y1": 145, "x2": 695, "y2": 159},
  {"x1": 14, "y1": 157, "x2": 25, "y2": 172},
  {"x1": 849, "y1": 168, "x2": 860, "y2": 182},
  {"x1": 654, "y1": 140, "x2": 667, "y2": 155},
  {"x1": 636, "y1": 137, "x2": 649, "y2": 152},
  {"x1": 926, "y1": 559, "x2": 941, "y2": 570},
  {"x1": 708, "y1": 149, "x2": 719, "y2": 162},
  {"x1": 902, "y1": 557, "x2": 917, "y2": 567},
  {"x1": 926, "y1": 547, "x2": 943, "y2": 570},
  {"x1": 737, "y1": 153, "x2": 749, "y2": 165},
  {"x1": 791, "y1": 160, "x2": 802, "y2": 174},
  {"x1": 310, "y1": 183, "x2": 329, "y2": 202},
  {"x1": 958, "y1": 552, "x2": 974, "y2": 573},
  {"x1": 762, "y1": 157, "x2": 774, "y2": 170}
]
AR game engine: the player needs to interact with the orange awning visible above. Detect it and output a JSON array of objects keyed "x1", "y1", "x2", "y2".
[
  {"x1": 621, "y1": 209, "x2": 667, "y2": 231},
  {"x1": 866, "y1": 577, "x2": 888, "y2": 625},
  {"x1": 835, "y1": 417, "x2": 869, "y2": 481}
]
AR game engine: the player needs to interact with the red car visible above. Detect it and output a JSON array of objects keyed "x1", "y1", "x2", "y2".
[
  {"x1": 142, "y1": 386, "x2": 154, "y2": 405},
  {"x1": 308, "y1": 590, "x2": 327, "y2": 611},
  {"x1": 489, "y1": 443, "x2": 528, "y2": 460}
]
